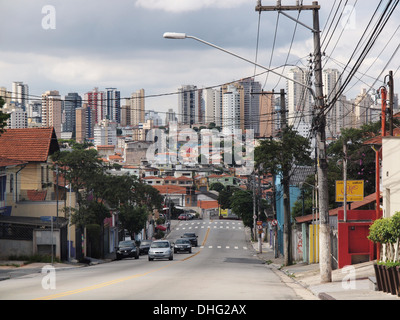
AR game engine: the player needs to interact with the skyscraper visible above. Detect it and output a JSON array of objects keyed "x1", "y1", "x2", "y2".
[
  {"x1": 130, "y1": 89, "x2": 145, "y2": 127},
  {"x1": 12, "y1": 81, "x2": 29, "y2": 109},
  {"x1": 84, "y1": 87, "x2": 105, "y2": 124},
  {"x1": 286, "y1": 68, "x2": 313, "y2": 137},
  {"x1": 63, "y1": 92, "x2": 82, "y2": 136},
  {"x1": 202, "y1": 88, "x2": 222, "y2": 127},
  {"x1": 178, "y1": 85, "x2": 198, "y2": 126},
  {"x1": 237, "y1": 78, "x2": 261, "y2": 136},
  {"x1": 222, "y1": 84, "x2": 241, "y2": 133},
  {"x1": 42, "y1": 90, "x2": 62, "y2": 138},
  {"x1": 105, "y1": 88, "x2": 120, "y2": 123}
]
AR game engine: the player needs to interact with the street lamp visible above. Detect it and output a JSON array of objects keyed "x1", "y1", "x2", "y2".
[{"x1": 163, "y1": 32, "x2": 315, "y2": 99}]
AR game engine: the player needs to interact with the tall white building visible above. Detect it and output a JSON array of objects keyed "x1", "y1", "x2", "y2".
[
  {"x1": 202, "y1": 88, "x2": 222, "y2": 127},
  {"x1": 130, "y1": 89, "x2": 145, "y2": 127},
  {"x1": 178, "y1": 85, "x2": 199, "y2": 125},
  {"x1": 12, "y1": 81, "x2": 29, "y2": 109},
  {"x1": 4, "y1": 105, "x2": 27, "y2": 129},
  {"x1": 222, "y1": 85, "x2": 241, "y2": 133},
  {"x1": 287, "y1": 68, "x2": 313, "y2": 137},
  {"x1": 94, "y1": 119, "x2": 117, "y2": 146}
]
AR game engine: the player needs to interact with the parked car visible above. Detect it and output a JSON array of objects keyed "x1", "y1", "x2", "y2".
[
  {"x1": 116, "y1": 240, "x2": 140, "y2": 260},
  {"x1": 181, "y1": 232, "x2": 198, "y2": 247},
  {"x1": 173, "y1": 238, "x2": 192, "y2": 253},
  {"x1": 139, "y1": 240, "x2": 152, "y2": 255},
  {"x1": 148, "y1": 240, "x2": 174, "y2": 261}
]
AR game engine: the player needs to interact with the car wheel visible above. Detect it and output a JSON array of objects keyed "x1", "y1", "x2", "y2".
[
  {"x1": 135, "y1": 253, "x2": 139, "y2": 259},
  {"x1": 149, "y1": 257, "x2": 153, "y2": 261},
  {"x1": 189, "y1": 248, "x2": 192, "y2": 253},
  {"x1": 169, "y1": 255, "x2": 173, "y2": 260}
]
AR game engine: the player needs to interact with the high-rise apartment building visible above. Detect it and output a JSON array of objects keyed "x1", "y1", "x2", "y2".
[
  {"x1": 75, "y1": 103, "x2": 95, "y2": 143},
  {"x1": 42, "y1": 90, "x2": 62, "y2": 138},
  {"x1": 4, "y1": 105, "x2": 27, "y2": 129},
  {"x1": 93, "y1": 119, "x2": 117, "y2": 146},
  {"x1": 287, "y1": 68, "x2": 313, "y2": 137},
  {"x1": 165, "y1": 108, "x2": 177, "y2": 126},
  {"x1": 84, "y1": 87, "x2": 105, "y2": 124},
  {"x1": 63, "y1": 92, "x2": 82, "y2": 136},
  {"x1": 202, "y1": 88, "x2": 222, "y2": 127},
  {"x1": 222, "y1": 84, "x2": 241, "y2": 134},
  {"x1": 11, "y1": 81, "x2": 29, "y2": 109},
  {"x1": 178, "y1": 85, "x2": 198, "y2": 126},
  {"x1": 259, "y1": 92, "x2": 276, "y2": 138},
  {"x1": 130, "y1": 89, "x2": 145, "y2": 127},
  {"x1": 237, "y1": 78, "x2": 261, "y2": 136},
  {"x1": 0, "y1": 87, "x2": 11, "y2": 104},
  {"x1": 105, "y1": 88, "x2": 120, "y2": 123}
]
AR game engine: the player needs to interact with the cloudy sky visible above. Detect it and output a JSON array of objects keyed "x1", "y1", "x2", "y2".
[{"x1": 1, "y1": 0, "x2": 399, "y2": 117}]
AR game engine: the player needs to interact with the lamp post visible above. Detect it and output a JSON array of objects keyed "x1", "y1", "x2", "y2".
[{"x1": 163, "y1": 32, "x2": 315, "y2": 99}]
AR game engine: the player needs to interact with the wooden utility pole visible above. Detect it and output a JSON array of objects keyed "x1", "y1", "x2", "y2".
[{"x1": 256, "y1": 1, "x2": 331, "y2": 282}]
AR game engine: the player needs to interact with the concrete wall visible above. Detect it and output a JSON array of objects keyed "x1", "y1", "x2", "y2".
[{"x1": 0, "y1": 239, "x2": 33, "y2": 259}]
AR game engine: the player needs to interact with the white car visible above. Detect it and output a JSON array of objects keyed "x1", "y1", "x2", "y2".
[{"x1": 148, "y1": 240, "x2": 174, "y2": 261}]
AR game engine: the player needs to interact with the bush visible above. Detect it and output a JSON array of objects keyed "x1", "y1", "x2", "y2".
[{"x1": 369, "y1": 212, "x2": 400, "y2": 263}]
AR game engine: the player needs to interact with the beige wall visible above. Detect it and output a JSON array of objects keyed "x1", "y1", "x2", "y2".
[{"x1": 382, "y1": 136, "x2": 400, "y2": 218}]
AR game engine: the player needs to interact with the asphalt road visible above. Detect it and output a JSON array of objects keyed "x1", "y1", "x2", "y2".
[{"x1": 0, "y1": 218, "x2": 314, "y2": 301}]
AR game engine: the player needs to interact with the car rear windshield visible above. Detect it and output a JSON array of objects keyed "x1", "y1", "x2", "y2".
[
  {"x1": 176, "y1": 239, "x2": 189, "y2": 244},
  {"x1": 119, "y1": 241, "x2": 134, "y2": 247},
  {"x1": 151, "y1": 241, "x2": 169, "y2": 248}
]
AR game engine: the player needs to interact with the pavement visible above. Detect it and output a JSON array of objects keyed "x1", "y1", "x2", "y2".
[
  {"x1": 1, "y1": 218, "x2": 399, "y2": 300},
  {"x1": 247, "y1": 232, "x2": 400, "y2": 300}
]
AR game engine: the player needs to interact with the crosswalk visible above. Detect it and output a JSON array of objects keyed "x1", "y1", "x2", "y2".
[
  {"x1": 199, "y1": 245, "x2": 248, "y2": 250},
  {"x1": 175, "y1": 221, "x2": 243, "y2": 231}
]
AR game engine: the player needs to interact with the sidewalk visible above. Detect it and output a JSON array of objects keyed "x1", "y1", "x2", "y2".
[{"x1": 248, "y1": 237, "x2": 400, "y2": 300}]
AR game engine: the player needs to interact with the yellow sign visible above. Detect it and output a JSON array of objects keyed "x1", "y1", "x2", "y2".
[{"x1": 335, "y1": 180, "x2": 364, "y2": 202}]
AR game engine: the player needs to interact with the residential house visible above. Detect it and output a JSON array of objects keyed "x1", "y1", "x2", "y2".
[
  {"x1": 208, "y1": 173, "x2": 239, "y2": 188},
  {"x1": 0, "y1": 127, "x2": 71, "y2": 260}
]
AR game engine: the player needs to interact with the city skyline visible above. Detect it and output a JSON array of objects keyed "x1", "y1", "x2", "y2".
[{"x1": 1, "y1": 1, "x2": 399, "y2": 118}]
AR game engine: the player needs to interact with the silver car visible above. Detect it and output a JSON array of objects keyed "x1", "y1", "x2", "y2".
[{"x1": 148, "y1": 240, "x2": 173, "y2": 261}]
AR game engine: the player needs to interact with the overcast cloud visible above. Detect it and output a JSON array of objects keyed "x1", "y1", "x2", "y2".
[{"x1": 0, "y1": 0, "x2": 399, "y2": 114}]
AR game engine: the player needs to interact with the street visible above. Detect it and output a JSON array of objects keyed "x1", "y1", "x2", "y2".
[{"x1": 0, "y1": 218, "x2": 314, "y2": 301}]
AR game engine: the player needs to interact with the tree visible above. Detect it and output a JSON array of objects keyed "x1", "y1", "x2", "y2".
[
  {"x1": 0, "y1": 97, "x2": 10, "y2": 135},
  {"x1": 255, "y1": 126, "x2": 312, "y2": 265},
  {"x1": 230, "y1": 189, "x2": 254, "y2": 229},
  {"x1": 119, "y1": 204, "x2": 149, "y2": 238}
]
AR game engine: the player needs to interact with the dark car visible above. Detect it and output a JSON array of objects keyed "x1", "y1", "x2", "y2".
[
  {"x1": 174, "y1": 238, "x2": 192, "y2": 253},
  {"x1": 116, "y1": 240, "x2": 140, "y2": 260},
  {"x1": 181, "y1": 232, "x2": 198, "y2": 247},
  {"x1": 139, "y1": 240, "x2": 152, "y2": 255}
]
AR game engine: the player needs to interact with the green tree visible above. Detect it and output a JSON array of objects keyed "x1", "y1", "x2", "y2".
[
  {"x1": 230, "y1": 189, "x2": 254, "y2": 229},
  {"x1": 255, "y1": 126, "x2": 311, "y2": 266},
  {"x1": 119, "y1": 204, "x2": 149, "y2": 238},
  {"x1": 0, "y1": 97, "x2": 10, "y2": 135}
]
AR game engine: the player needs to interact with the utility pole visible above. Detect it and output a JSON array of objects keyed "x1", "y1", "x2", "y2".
[
  {"x1": 388, "y1": 70, "x2": 394, "y2": 136},
  {"x1": 256, "y1": 1, "x2": 331, "y2": 282}
]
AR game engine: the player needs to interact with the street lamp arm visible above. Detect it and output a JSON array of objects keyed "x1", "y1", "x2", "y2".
[{"x1": 163, "y1": 32, "x2": 315, "y2": 99}]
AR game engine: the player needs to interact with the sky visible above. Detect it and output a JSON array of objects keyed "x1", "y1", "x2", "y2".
[{"x1": 1, "y1": 0, "x2": 399, "y2": 118}]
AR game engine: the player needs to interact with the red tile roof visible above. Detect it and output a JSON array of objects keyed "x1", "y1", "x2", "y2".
[
  {"x1": 0, "y1": 127, "x2": 59, "y2": 162},
  {"x1": 0, "y1": 156, "x2": 27, "y2": 167}
]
